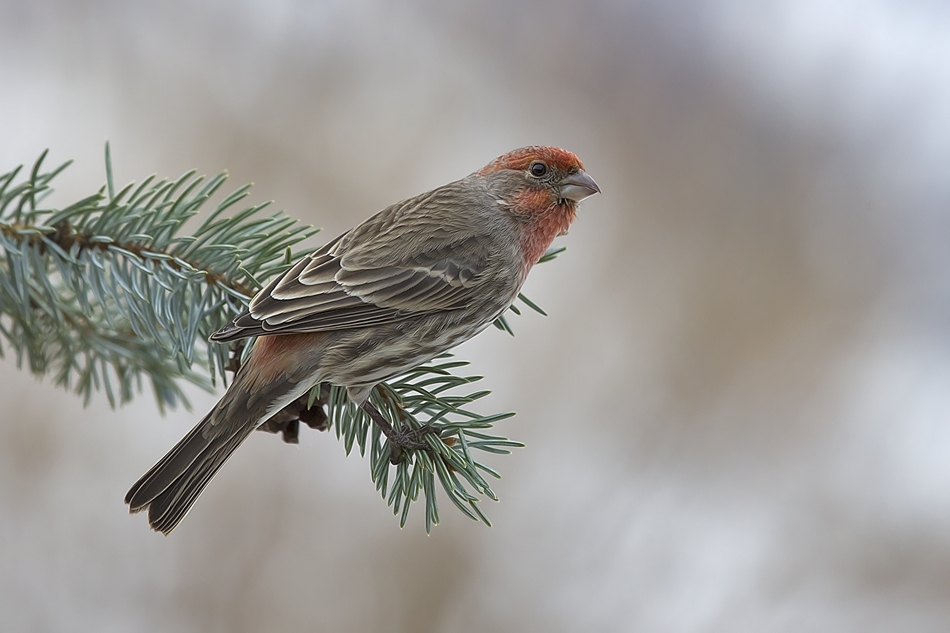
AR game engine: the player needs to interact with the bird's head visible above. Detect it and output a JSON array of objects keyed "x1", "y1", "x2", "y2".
[
  {"x1": 479, "y1": 146, "x2": 600, "y2": 265},
  {"x1": 479, "y1": 145, "x2": 600, "y2": 211}
]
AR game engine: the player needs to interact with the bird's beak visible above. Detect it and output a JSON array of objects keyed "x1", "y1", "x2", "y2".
[{"x1": 558, "y1": 169, "x2": 601, "y2": 202}]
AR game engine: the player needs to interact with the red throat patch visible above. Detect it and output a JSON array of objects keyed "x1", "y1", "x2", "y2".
[{"x1": 513, "y1": 196, "x2": 577, "y2": 268}]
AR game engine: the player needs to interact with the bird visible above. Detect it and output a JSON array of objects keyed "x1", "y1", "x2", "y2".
[{"x1": 125, "y1": 146, "x2": 600, "y2": 534}]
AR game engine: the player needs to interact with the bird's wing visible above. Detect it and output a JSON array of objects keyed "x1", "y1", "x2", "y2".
[{"x1": 211, "y1": 181, "x2": 495, "y2": 341}]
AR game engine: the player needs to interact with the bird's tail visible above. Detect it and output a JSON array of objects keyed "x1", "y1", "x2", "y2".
[
  {"x1": 124, "y1": 407, "x2": 255, "y2": 534},
  {"x1": 125, "y1": 343, "x2": 318, "y2": 534}
]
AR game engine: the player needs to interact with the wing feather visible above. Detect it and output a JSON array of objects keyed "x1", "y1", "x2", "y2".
[{"x1": 210, "y1": 178, "x2": 500, "y2": 343}]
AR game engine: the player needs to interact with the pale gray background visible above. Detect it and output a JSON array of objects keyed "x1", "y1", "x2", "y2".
[{"x1": 2, "y1": 1, "x2": 950, "y2": 631}]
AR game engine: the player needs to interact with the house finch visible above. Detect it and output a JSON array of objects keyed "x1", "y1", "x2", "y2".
[{"x1": 125, "y1": 146, "x2": 600, "y2": 534}]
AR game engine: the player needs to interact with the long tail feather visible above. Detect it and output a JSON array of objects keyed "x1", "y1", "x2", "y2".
[{"x1": 125, "y1": 371, "x2": 309, "y2": 534}]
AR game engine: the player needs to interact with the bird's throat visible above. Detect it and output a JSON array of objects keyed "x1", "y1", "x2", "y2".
[{"x1": 519, "y1": 201, "x2": 577, "y2": 267}]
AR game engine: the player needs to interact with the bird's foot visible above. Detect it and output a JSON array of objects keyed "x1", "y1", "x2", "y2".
[
  {"x1": 360, "y1": 400, "x2": 437, "y2": 464},
  {"x1": 387, "y1": 424, "x2": 438, "y2": 463}
]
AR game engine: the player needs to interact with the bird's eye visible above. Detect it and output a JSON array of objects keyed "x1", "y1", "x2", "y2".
[{"x1": 529, "y1": 161, "x2": 548, "y2": 177}]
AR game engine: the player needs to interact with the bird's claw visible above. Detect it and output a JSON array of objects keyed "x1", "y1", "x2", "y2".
[
  {"x1": 359, "y1": 399, "x2": 439, "y2": 464},
  {"x1": 387, "y1": 424, "x2": 437, "y2": 464}
]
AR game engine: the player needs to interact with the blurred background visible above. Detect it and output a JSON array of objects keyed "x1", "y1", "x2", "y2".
[{"x1": 2, "y1": 0, "x2": 950, "y2": 630}]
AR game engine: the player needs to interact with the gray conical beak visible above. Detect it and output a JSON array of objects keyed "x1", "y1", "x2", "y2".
[{"x1": 559, "y1": 169, "x2": 601, "y2": 202}]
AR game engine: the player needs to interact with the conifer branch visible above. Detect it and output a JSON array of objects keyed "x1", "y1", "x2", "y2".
[{"x1": 0, "y1": 147, "x2": 565, "y2": 531}]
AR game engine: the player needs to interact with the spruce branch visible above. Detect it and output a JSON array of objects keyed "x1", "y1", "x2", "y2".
[{"x1": 0, "y1": 147, "x2": 566, "y2": 531}]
